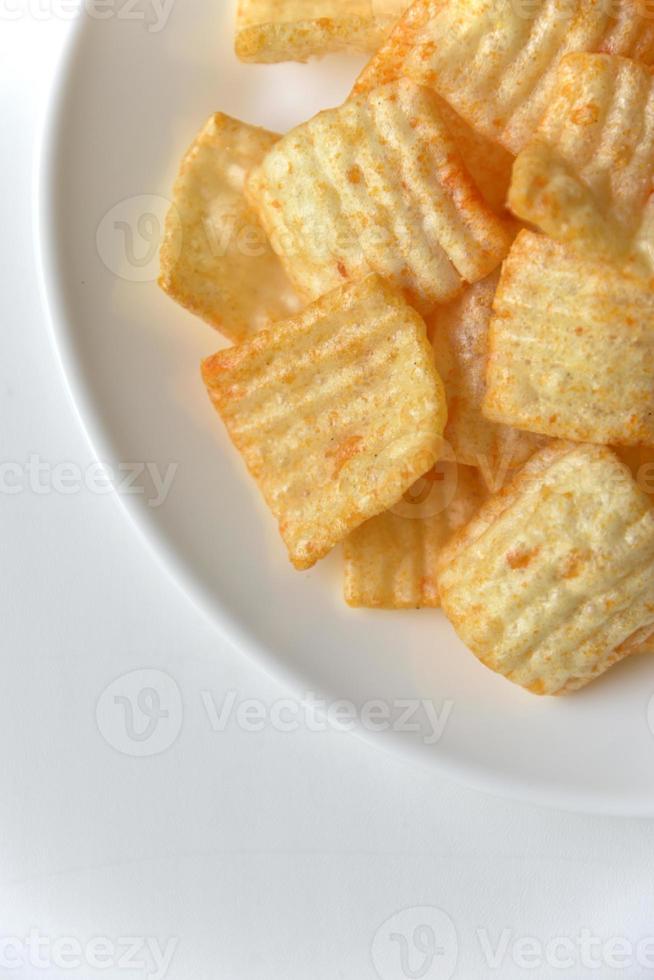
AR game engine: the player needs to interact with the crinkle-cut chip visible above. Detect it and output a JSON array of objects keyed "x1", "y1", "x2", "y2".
[
  {"x1": 483, "y1": 231, "x2": 654, "y2": 447},
  {"x1": 355, "y1": 67, "x2": 516, "y2": 215},
  {"x1": 235, "y1": 0, "x2": 412, "y2": 62},
  {"x1": 159, "y1": 114, "x2": 300, "y2": 343},
  {"x1": 426, "y1": 96, "x2": 514, "y2": 215},
  {"x1": 344, "y1": 462, "x2": 486, "y2": 608},
  {"x1": 354, "y1": 0, "x2": 654, "y2": 154},
  {"x1": 246, "y1": 79, "x2": 514, "y2": 315},
  {"x1": 202, "y1": 276, "x2": 447, "y2": 570},
  {"x1": 437, "y1": 442, "x2": 654, "y2": 695},
  {"x1": 509, "y1": 54, "x2": 654, "y2": 265},
  {"x1": 355, "y1": 0, "x2": 441, "y2": 92},
  {"x1": 430, "y1": 271, "x2": 546, "y2": 475}
]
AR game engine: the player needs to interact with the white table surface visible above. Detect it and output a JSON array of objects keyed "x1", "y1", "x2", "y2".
[{"x1": 3, "y1": 9, "x2": 654, "y2": 980}]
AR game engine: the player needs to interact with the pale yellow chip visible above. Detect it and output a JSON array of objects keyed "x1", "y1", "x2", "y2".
[
  {"x1": 509, "y1": 53, "x2": 654, "y2": 265},
  {"x1": 430, "y1": 271, "x2": 545, "y2": 477},
  {"x1": 355, "y1": 0, "x2": 654, "y2": 154},
  {"x1": 437, "y1": 442, "x2": 654, "y2": 695},
  {"x1": 246, "y1": 79, "x2": 514, "y2": 314},
  {"x1": 202, "y1": 275, "x2": 447, "y2": 570},
  {"x1": 483, "y1": 231, "x2": 654, "y2": 447},
  {"x1": 344, "y1": 462, "x2": 486, "y2": 608},
  {"x1": 159, "y1": 114, "x2": 300, "y2": 343},
  {"x1": 235, "y1": 0, "x2": 411, "y2": 63}
]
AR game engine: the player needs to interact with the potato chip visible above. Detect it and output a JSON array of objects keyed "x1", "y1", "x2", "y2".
[
  {"x1": 202, "y1": 275, "x2": 447, "y2": 570},
  {"x1": 509, "y1": 53, "x2": 654, "y2": 265},
  {"x1": 355, "y1": 17, "x2": 516, "y2": 215},
  {"x1": 428, "y1": 96, "x2": 515, "y2": 215},
  {"x1": 159, "y1": 113, "x2": 300, "y2": 343},
  {"x1": 430, "y1": 271, "x2": 545, "y2": 475},
  {"x1": 344, "y1": 462, "x2": 486, "y2": 608},
  {"x1": 483, "y1": 230, "x2": 654, "y2": 447},
  {"x1": 355, "y1": 0, "x2": 654, "y2": 154},
  {"x1": 235, "y1": 0, "x2": 412, "y2": 63},
  {"x1": 437, "y1": 442, "x2": 654, "y2": 695},
  {"x1": 246, "y1": 79, "x2": 514, "y2": 314}
]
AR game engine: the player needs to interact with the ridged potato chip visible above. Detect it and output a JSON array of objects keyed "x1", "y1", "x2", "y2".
[
  {"x1": 344, "y1": 462, "x2": 486, "y2": 608},
  {"x1": 355, "y1": 64, "x2": 516, "y2": 217},
  {"x1": 484, "y1": 231, "x2": 654, "y2": 447},
  {"x1": 437, "y1": 442, "x2": 654, "y2": 695},
  {"x1": 235, "y1": 0, "x2": 411, "y2": 63},
  {"x1": 430, "y1": 97, "x2": 515, "y2": 216},
  {"x1": 246, "y1": 79, "x2": 514, "y2": 314},
  {"x1": 430, "y1": 272, "x2": 545, "y2": 475},
  {"x1": 159, "y1": 114, "x2": 300, "y2": 342},
  {"x1": 202, "y1": 276, "x2": 447, "y2": 570},
  {"x1": 355, "y1": 0, "x2": 654, "y2": 154},
  {"x1": 509, "y1": 54, "x2": 654, "y2": 265}
]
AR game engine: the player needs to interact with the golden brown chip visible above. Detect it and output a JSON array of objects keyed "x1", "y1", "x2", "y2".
[
  {"x1": 355, "y1": 0, "x2": 654, "y2": 154},
  {"x1": 235, "y1": 0, "x2": 411, "y2": 63},
  {"x1": 437, "y1": 442, "x2": 654, "y2": 695},
  {"x1": 509, "y1": 53, "x2": 654, "y2": 265},
  {"x1": 202, "y1": 275, "x2": 447, "y2": 570},
  {"x1": 246, "y1": 79, "x2": 513, "y2": 314},
  {"x1": 430, "y1": 271, "x2": 545, "y2": 476},
  {"x1": 344, "y1": 462, "x2": 486, "y2": 608},
  {"x1": 159, "y1": 114, "x2": 300, "y2": 343},
  {"x1": 483, "y1": 230, "x2": 654, "y2": 447}
]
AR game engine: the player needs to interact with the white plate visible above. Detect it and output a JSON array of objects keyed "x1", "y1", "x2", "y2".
[{"x1": 37, "y1": 0, "x2": 654, "y2": 815}]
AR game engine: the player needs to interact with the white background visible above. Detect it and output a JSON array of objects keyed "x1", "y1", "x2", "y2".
[{"x1": 3, "y1": 6, "x2": 654, "y2": 980}]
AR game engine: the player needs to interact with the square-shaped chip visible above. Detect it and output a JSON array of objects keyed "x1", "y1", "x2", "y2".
[
  {"x1": 202, "y1": 275, "x2": 447, "y2": 570},
  {"x1": 355, "y1": 0, "x2": 654, "y2": 154},
  {"x1": 159, "y1": 113, "x2": 300, "y2": 342},
  {"x1": 437, "y1": 442, "x2": 654, "y2": 695},
  {"x1": 484, "y1": 231, "x2": 654, "y2": 447},
  {"x1": 246, "y1": 79, "x2": 513, "y2": 314},
  {"x1": 344, "y1": 462, "x2": 486, "y2": 608},
  {"x1": 509, "y1": 54, "x2": 654, "y2": 265}
]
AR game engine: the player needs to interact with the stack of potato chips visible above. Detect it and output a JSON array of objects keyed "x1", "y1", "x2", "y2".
[{"x1": 159, "y1": 0, "x2": 654, "y2": 696}]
